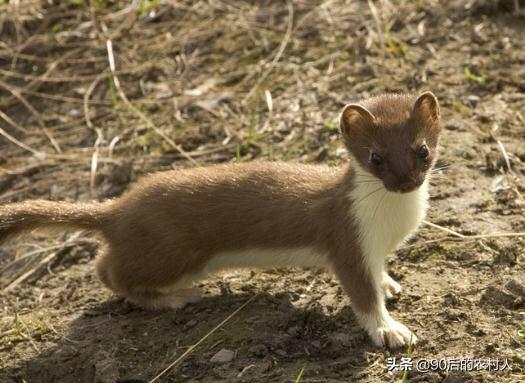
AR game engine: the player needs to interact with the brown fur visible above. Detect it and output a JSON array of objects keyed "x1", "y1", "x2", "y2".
[
  {"x1": 0, "y1": 164, "x2": 369, "y2": 307},
  {"x1": 0, "y1": 92, "x2": 442, "y2": 348}
]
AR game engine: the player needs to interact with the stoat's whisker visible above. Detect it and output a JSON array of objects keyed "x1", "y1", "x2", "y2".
[
  {"x1": 353, "y1": 186, "x2": 385, "y2": 206},
  {"x1": 371, "y1": 190, "x2": 388, "y2": 222}
]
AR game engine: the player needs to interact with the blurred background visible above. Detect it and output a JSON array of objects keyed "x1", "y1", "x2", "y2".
[{"x1": 0, "y1": 1, "x2": 524, "y2": 382}]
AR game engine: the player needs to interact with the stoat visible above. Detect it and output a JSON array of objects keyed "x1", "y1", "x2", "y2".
[{"x1": 0, "y1": 92, "x2": 442, "y2": 349}]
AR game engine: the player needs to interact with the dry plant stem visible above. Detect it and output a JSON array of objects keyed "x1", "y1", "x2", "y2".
[
  {"x1": 0, "y1": 241, "x2": 72, "y2": 279},
  {"x1": 105, "y1": 39, "x2": 198, "y2": 165},
  {"x1": 367, "y1": 0, "x2": 385, "y2": 53},
  {"x1": 422, "y1": 220, "x2": 465, "y2": 238},
  {"x1": 18, "y1": 316, "x2": 39, "y2": 352},
  {"x1": 293, "y1": 0, "x2": 337, "y2": 32},
  {"x1": 0, "y1": 79, "x2": 61, "y2": 153},
  {"x1": 4, "y1": 251, "x2": 61, "y2": 292},
  {"x1": 148, "y1": 293, "x2": 260, "y2": 383},
  {"x1": 17, "y1": 88, "x2": 110, "y2": 106},
  {"x1": 0, "y1": 68, "x2": 104, "y2": 83},
  {"x1": 0, "y1": 50, "x2": 107, "y2": 64},
  {"x1": 243, "y1": 0, "x2": 293, "y2": 103},
  {"x1": 4, "y1": 233, "x2": 85, "y2": 291},
  {"x1": 404, "y1": 232, "x2": 525, "y2": 250},
  {"x1": 0, "y1": 109, "x2": 30, "y2": 134},
  {"x1": 0, "y1": 125, "x2": 44, "y2": 157},
  {"x1": 84, "y1": 72, "x2": 106, "y2": 197},
  {"x1": 0, "y1": 49, "x2": 79, "y2": 109},
  {"x1": 90, "y1": 128, "x2": 104, "y2": 197},
  {"x1": 496, "y1": 139, "x2": 512, "y2": 172},
  {"x1": 84, "y1": 73, "x2": 106, "y2": 130}
]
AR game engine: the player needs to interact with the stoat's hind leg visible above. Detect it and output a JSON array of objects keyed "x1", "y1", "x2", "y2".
[
  {"x1": 382, "y1": 272, "x2": 402, "y2": 300},
  {"x1": 95, "y1": 246, "x2": 204, "y2": 310},
  {"x1": 124, "y1": 287, "x2": 203, "y2": 310}
]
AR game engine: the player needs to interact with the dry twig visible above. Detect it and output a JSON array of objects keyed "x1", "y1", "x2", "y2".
[{"x1": 148, "y1": 293, "x2": 259, "y2": 383}]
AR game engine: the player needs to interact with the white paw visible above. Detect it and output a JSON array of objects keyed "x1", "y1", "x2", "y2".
[
  {"x1": 369, "y1": 319, "x2": 417, "y2": 349},
  {"x1": 166, "y1": 287, "x2": 202, "y2": 309},
  {"x1": 166, "y1": 296, "x2": 199, "y2": 310},
  {"x1": 139, "y1": 287, "x2": 203, "y2": 310},
  {"x1": 382, "y1": 273, "x2": 402, "y2": 300}
]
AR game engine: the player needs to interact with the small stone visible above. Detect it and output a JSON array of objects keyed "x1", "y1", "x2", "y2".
[
  {"x1": 441, "y1": 309, "x2": 466, "y2": 321},
  {"x1": 445, "y1": 120, "x2": 461, "y2": 130},
  {"x1": 248, "y1": 344, "x2": 268, "y2": 357},
  {"x1": 513, "y1": 296, "x2": 524, "y2": 308},
  {"x1": 480, "y1": 285, "x2": 515, "y2": 308},
  {"x1": 506, "y1": 279, "x2": 525, "y2": 297},
  {"x1": 184, "y1": 319, "x2": 197, "y2": 329},
  {"x1": 473, "y1": 328, "x2": 486, "y2": 336},
  {"x1": 210, "y1": 348, "x2": 235, "y2": 364},
  {"x1": 443, "y1": 292, "x2": 460, "y2": 307},
  {"x1": 466, "y1": 95, "x2": 480, "y2": 108}
]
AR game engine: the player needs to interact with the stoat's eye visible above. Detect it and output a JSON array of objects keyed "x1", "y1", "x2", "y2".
[
  {"x1": 417, "y1": 144, "x2": 429, "y2": 159},
  {"x1": 369, "y1": 152, "x2": 383, "y2": 165}
]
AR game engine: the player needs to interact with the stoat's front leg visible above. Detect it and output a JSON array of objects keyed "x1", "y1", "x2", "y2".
[
  {"x1": 333, "y1": 257, "x2": 416, "y2": 349},
  {"x1": 382, "y1": 271, "x2": 402, "y2": 300}
]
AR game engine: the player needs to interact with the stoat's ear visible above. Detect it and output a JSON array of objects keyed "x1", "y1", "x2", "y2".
[
  {"x1": 413, "y1": 91, "x2": 440, "y2": 123},
  {"x1": 340, "y1": 104, "x2": 375, "y2": 140}
]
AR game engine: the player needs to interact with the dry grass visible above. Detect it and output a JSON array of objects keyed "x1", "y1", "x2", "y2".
[
  {"x1": 1, "y1": 1, "x2": 525, "y2": 382},
  {"x1": 0, "y1": 1, "x2": 433, "y2": 188}
]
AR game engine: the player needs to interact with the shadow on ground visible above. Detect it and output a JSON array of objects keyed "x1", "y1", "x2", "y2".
[{"x1": 3, "y1": 291, "x2": 375, "y2": 383}]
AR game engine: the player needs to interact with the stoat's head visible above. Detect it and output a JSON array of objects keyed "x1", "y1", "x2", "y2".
[{"x1": 340, "y1": 92, "x2": 442, "y2": 193}]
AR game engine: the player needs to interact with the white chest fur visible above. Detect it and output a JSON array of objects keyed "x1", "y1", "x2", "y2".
[
  {"x1": 206, "y1": 247, "x2": 327, "y2": 273},
  {"x1": 349, "y1": 163, "x2": 429, "y2": 276}
]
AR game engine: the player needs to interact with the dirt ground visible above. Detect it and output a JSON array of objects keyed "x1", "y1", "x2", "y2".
[{"x1": 0, "y1": 1, "x2": 524, "y2": 382}]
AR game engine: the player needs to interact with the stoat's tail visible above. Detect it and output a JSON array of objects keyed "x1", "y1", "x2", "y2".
[{"x1": 0, "y1": 200, "x2": 112, "y2": 244}]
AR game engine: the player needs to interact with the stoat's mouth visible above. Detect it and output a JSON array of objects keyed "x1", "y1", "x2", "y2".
[{"x1": 384, "y1": 180, "x2": 424, "y2": 194}]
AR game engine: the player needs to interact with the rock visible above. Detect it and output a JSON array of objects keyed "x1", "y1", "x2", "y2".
[
  {"x1": 505, "y1": 279, "x2": 525, "y2": 297},
  {"x1": 248, "y1": 344, "x2": 268, "y2": 357},
  {"x1": 443, "y1": 292, "x2": 460, "y2": 307},
  {"x1": 441, "y1": 309, "x2": 466, "y2": 321},
  {"x1": 466, "y1": 95, "x2": 480, "y2": 108},
  {"x1": 480, "y1": 286, "x2": 515, "y2": 308},
  {"x1": 442, "y1": 372, "x2": 469, "y2": 383},
  {"x1": 184, "y1": 319, "x2": 197, "y2": 330},
  {"x1": 210, "y1": 348, "x2": 235, "y2": 364},
  {"x1": 444, "y1": 120, "x2": 461, "y2": 131},
  {"x1": 494, "y1": 245, "x2": 520, "y2": 265},
  {"x1": 287, "y1": 326, "x2": 300, "y2": 337},
  {"x1": 100, "y1": 163, "x2": 133, "y2": 199}
]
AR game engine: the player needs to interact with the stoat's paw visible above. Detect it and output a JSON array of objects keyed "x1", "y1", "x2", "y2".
[
  {"x1": 382, "y1": 273, "x2": 402, "y2": 300},
  {"x1": 369, "y1": 319, "x2": 417, "y2": 349},
  {"x1": 166, "y1": 287, "x2": 203, "y2": 309},
  {"x1": 138, "y1": 287, "x2": 203, "y2": 310}
]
